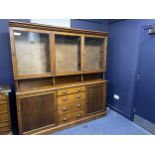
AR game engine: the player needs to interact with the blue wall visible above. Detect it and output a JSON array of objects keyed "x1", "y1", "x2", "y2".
[
  {"x1": 107, "y1": 19, "x2": 155, "y2": 119},
  {"x1": 71, "y1": 19, "x2": 108, "y2": 31},
  {"x1": 0, "y1": 19, "x2": 30, "y2": 133}
]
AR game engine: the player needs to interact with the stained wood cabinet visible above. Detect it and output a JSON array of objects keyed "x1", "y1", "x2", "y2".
[{"x1": 9, "y1": 21, "x2": 108, "y2": 135}]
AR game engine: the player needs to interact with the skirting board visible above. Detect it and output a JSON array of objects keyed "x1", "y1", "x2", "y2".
[{"x1": 134, "y1": 114, "x2": 155, "y2": 134}]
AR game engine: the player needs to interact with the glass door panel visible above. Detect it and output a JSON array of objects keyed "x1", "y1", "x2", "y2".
[
  {"x1": 14, "y1": 30, "x2": 51, "y2": 75},
  {"x1": 84, "y1": 37, "x2": 104, "y2": 71},
  {"x1": 55, "y1": 35, "x2": 81, "y2": 73}
]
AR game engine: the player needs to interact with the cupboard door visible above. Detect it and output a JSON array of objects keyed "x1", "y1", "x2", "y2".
[
  {"x1": 86, "y1": 84, "x2": 106, "y2": 114},
  {"x1": 13, "y1": 30, "x2": 51, "y2": 76},
  {"x1": 84, "y1": 37, "x2": 104, "y2": 71},
  {"x1": 55, "y1": 35, "x2": 81, "y2": 73},
  {"x1": 19, "y1": 92, "x2": 56, "y2": 133}
]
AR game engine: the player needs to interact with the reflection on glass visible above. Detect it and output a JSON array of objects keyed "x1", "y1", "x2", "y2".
[
  {"x1": 14, "y1": 31, "x2": 50, "y2": 75},
  {"x1": 55, "y1": 35, "x2": 81, "y2": 73},
  {"x1": 84, "y1": 37, "x2": 104, "y2": 71}
]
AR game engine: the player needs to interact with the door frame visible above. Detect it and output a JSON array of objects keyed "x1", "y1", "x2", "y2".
[{"x1": 130, "y1": 24, "x2": 155, "y2": 120}]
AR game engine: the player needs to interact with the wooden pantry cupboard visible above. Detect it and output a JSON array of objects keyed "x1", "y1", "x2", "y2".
[{"x1": 9, "y1": 21, "x2": 108, "y2": 135}]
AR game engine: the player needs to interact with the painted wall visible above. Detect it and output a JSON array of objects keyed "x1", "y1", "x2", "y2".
[
  {"x1": 71, "y1": 19, "x2": 108, "y2": 31},
  {"x1": 0, "y1": 19, "x2": 30, "y2": 133},
  {"x1": 107, "y1": 19, "x2": 155, "y2": 119},
  {"x1": 31, "y1": 19, "x2": 71, "y2": 28}
]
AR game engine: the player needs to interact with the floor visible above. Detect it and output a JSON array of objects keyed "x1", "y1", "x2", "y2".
[{"x1": 53, "y1": 108, "x2": 152, "y2": 135}]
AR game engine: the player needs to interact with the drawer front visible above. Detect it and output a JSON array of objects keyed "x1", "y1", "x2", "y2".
[
  {"x1": 57, "y1": 86, "x2": 86, "y2": 96},
  {"x1": 58, "y1": 113, "x2": 73, "y2": 124},
  {"x1": 72, "y1": 110, "x2": 85, "y2": 120},
  {"x1": 0, "y1": 121, "x2": 10, "y2": 128},
  {"x1": 57, "y1": 101, "x2": 85, "y2": 115},
  {"x1": 0, "y1": 126, "x2": 10, "y2": 134},
  {"x1": 0, "y1": 113, "x2": 8, "y2": 122},
  {"x1": 57, "y1": 93, "x2": 86, "y2": 105},
  {"x1": 0, "y1": 93, "x2": 7, "y2": 100},
  {"x1": 58, "y1": 110, "x2": 85, "y2": 124},
  {"x1": 0, "y1": 103, "x2": 8, "y2": 112},
  {"x1": 0, "y1": 98, "x2": 7, "y2": 103},
  {"x1": 57, "y1": 104, "x2": 72, "y2": 115}
]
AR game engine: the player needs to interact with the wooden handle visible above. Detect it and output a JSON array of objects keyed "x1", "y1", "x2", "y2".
[
  {"x1": 77, "y1": 89, "x2": 81, "y2": 92},
  {"x1": 62, "y1": 107, "x2": 68, "y2": 111},
  {"x1": 63, "y1": 90, "x2": 68, "y2": 94},
  {"x1": 62, "y1": 97, "x2": 68, "y2": 101},
  {"x1": 76, "y1": 114, "x2": 81, "y2": 118},
  {"x1": 63, "y1": 117, "x2": 67, "y2": 121},
  {"x1": 76, "y1": 95, "x2": 81, "y2": 98},
  {"x1": 76, "y1": 104, "x2": 81, "y2": 107}
]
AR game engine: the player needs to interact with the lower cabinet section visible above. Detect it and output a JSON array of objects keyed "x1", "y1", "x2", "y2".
[{"x1": 17, "y1": 81, "x2": 107, "y2": 135}]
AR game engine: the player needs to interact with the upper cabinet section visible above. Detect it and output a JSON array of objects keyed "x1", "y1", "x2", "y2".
[
  {"x1": 9, "y1": 21, "x2": 108, "y2": 79},
  {"x1": 13, "y1": 30, "x2": 51, "y2": 76}
]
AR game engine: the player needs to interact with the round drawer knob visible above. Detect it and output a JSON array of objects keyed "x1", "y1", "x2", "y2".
[
  {"x1": 63, "y1": 117, "x2": 67, "y2": 121},
  {"x1": 62, "y1": 107, "x2": 68, "y2": 111},
  {"x1": 63, "y1": 90, "x2": 68, "y2": 94},
  {"x1": 76, "y1": 114, "x2": 81, "y2": 118},
  {"x1": 62, "y1": 97, "x2": 68, "y2": 101},
  {"x1": 77, "y1": 89, "x2": 81, "y2": 92},
  {"x1": 76, "y1": 104, "x2": 81, "y2": 107},
  {"x1": 76, "y1": 95, "x2": 81, "y2": 98}
]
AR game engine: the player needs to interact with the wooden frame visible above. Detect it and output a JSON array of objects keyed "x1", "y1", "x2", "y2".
[
  {"x1": 54, "y1": 32, "x2": 82, "y2": 75},
  {"x1": 9, "y1": 21, "x2": 108, "y2": 135},
  {"x1": 10, "y1": 27, "x2": 53, "y2": 79}
]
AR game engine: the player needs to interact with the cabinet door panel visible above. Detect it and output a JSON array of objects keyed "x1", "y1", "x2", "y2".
[
  {"x1": 14, "y1": 30, "x2": 51, "y2": 75},
  {"x1": 55, "y1": 35, "x2": 81, "y2": 73},
  {"x1": 19, "y1": 92, "x2": 55, "y2": 132},
  {"x1": 84, "y1": 37, "x2": 104, "y2": 71},
  {"x1": 86, "y1": 84, "x2": 106, "y2": 114}
]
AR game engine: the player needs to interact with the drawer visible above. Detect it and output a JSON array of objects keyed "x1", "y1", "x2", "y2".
[
  {"x1": 0, "y1": 113, "x2": 8, "y2": 122},
  {"x1": 72, "y1": 110, "x2": 85, "y2": 120},
  {"x1": 57, "y1": 101, "x2": 85, "y2": 115},
  {"x1": 57, "y1": 86, "x2": 86, "y2": 96},
  {"x1": 57, "y1": 104, "x2": 72, "y2": 115},
  {"x1": 0, "y1": 93, "x2": 7, "y2": 100},
  {"x1": 57, "y1": 92, "x2": 86, "y2": 105},
  {"x1": 58, "y1": 110, "x2": 85, "y2": 124},
  {"x1": 58, "y1": 113, "x2": 73, "y2": 124},
  {"x1": 0, "y1": 121, "x2": 10, "y2": 128},
  {"x1": 0, "y1": 103, "x2": 8, "y2": 112},
  {"x1": 0, "y1": 126, "x2": 10, "y2": 134},
  {"x1": 0, "y1": 98, "x2": 7, "y2": 103},
  {"x1": 0, "y1": 130, "x2": 10, "y2": 135}
]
